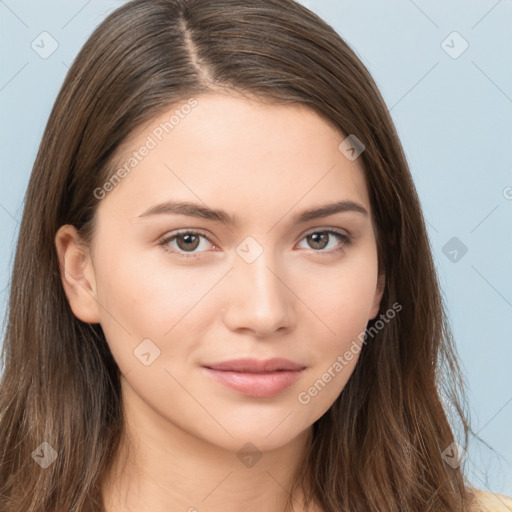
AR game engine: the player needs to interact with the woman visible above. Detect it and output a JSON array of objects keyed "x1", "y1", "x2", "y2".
[{"x1": 0, "y1": 0, "x2": 510, "y2": 510}]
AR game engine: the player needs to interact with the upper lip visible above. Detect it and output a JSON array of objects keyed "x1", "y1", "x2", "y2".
[{"x1": 203, "y1": 358, "x2": 306, "y2": 373}]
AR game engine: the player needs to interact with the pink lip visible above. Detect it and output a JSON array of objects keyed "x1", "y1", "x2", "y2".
[{"x1": 202, "y1": 358, "x2": 306, "y2": 398}]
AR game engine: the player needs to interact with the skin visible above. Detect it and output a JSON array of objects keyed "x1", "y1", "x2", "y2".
[{"x1": 55, "y1": 92, "x2": 385, "y2": 512}]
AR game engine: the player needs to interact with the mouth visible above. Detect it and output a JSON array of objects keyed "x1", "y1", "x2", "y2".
[{"x1": 202, "y1": 358, "x2": 306, "y2": 398}]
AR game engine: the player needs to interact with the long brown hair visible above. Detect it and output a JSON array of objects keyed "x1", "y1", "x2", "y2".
[{"x1": 0, "y1": 0, "x2": 484, "y2": 510}]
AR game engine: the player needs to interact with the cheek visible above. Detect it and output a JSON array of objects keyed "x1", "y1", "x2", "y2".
[
  {"x1": 93, "y1": 245, "x2": 219, "y2": 369},
  {"x1": 305, "y1": 252, "x2": 379, "y2": 336},
  {"x1": 295, "y1": 289, "x2": 372, "y2": 421},
  {"x1": 296, "y1": 252, "x2": 378, "y2": 399}
]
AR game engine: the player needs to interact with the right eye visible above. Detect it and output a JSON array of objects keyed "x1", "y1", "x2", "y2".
[{"x1": 158, "y1": 230, "x2": 216, "y2": 258}]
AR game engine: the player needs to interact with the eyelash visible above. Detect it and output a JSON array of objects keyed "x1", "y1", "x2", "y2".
[{"x1": 158, "y1": 228, "x2": 352, "y2": 259}]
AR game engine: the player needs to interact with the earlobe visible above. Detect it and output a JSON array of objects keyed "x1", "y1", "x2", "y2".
[
  {"x1": 54, "y1": 224, "x2": 101, "y2": 324},
  {"x1": 369, "y1": 273, "x2": 386, "y2": 320}
]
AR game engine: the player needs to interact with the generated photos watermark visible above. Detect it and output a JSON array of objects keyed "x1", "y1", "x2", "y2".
[
  {"x1": 297, "y1": 301, "x2": 402, "y2": 405},
  {"x1": 93, "y1": 97, "x2": 198, "y2": 200}
]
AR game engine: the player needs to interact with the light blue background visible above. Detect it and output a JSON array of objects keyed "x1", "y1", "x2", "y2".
[{"x1": 1, "y1": 0, "x2": 511, "y2": 497}]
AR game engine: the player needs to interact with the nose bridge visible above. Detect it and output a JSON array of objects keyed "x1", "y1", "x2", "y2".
[
  {"x1": 237, "y1": 235, "x2": 286, "y2": 303},
  {"x1": 225, "y1": 235, "x2": 293, "y2": 333}
]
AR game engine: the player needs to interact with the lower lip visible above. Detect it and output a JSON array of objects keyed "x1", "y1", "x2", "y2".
[{"x1": 202, "y1": 368, "x2": 304, "y2": 398}]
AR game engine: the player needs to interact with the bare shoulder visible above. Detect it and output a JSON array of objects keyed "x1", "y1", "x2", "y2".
[{"x1": 471, "y1": 488, "x2": 512, "y2": 511}]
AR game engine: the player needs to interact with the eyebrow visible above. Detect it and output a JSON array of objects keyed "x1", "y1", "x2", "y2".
[{"x1": 137, "y1": 200, "x2": 369, "y2": 225}]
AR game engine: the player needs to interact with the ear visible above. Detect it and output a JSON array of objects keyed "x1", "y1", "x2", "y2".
[
  {"x1": 369, "y1": 273, "x2": 386, "y2": 320},
  {"x1": 54, "y1": 224, "x2": 101, "y2": 324}
]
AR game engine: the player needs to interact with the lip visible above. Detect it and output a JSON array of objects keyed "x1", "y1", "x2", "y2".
[
  {"x1": 202, "y1": 358, "x2": 306, "y2": 398},
  {"x1": 204, "y1": 357, "x2": 305, "y2": 373}
]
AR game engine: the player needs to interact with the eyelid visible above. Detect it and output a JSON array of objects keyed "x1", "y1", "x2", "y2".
[
  {"x1": 301, "y1": 225, "x2": 350, "y2": 238},
  {"x1": 162, "y1": 227, "x2": 213, "y2": 240}
]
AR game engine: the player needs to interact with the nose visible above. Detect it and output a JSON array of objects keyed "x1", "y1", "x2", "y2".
[{"x1": 221, "y1": 246, "x2": 295, "y2": 337}]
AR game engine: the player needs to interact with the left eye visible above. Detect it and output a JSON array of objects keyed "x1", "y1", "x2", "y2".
[
  {"x1": 159, "y1": 229, "x2": 352, "y2": 258},
  {"x1": 297, "y1": 229, "x2": 352, "y2": 254}
]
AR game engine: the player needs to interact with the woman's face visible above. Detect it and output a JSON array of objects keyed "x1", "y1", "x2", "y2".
[{"x1": 60, "y1": 92, "x2": 384, "y2": 452}]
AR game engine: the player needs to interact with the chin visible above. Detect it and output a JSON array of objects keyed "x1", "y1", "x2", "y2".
[{"x1": 201, "y1": 418, "x2": 312, "y2": 454}]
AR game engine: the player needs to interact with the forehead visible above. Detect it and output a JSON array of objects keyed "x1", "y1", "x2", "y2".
[{"x1": 99, "y1": 93, "x2": 371, "y2": 223}]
